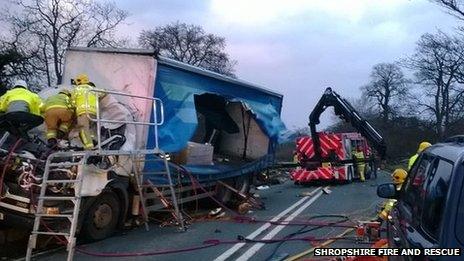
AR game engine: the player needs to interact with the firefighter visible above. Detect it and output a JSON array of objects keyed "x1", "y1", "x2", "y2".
[
  {"x1": 353, "y1": 145, "x2": 366, "y2": 181},
  {"x1": 0, "y1": 80, "x2": 42, "y2": 115},
  {"x1": 72, "y1": 73, "x2": 99, "y2": 150},
  {"x1": 293, "y1": 150, "x2": 299, "y2": 163},
  {"x1": 378, "y1": 168, "x2": 407, "y2": 221},
  {"x1": 0, "y1": 80, "x2": 43, "y2": 135},
  {"x1": 408, "y1": 141, "x2": 432, "y2": 170},
  {"x1": 43, "y1": 89, "x2": 75, "y2": 147}
]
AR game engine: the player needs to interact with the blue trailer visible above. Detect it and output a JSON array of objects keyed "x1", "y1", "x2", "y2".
[{"x1": 0, "y1": 47, "x2": 287, "y2": 258}]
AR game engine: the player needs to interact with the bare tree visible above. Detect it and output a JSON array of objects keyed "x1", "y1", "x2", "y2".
[
  {"x1": 361, "y1": 63, "x2": 408, "y2": 122},
  {"x1": 139, "y1": 22, "x2": 236, "y2": 77},
  {"x1": 431, "y1": 0, "x2": 464, "y2": 20},
  {"x1": 2, "y1": 0, "x2": 128, "y2": 86},
  {"x1": 0, "y1": 45, "x2": 41, "y2": 91},
  {"x1": 403, "y1": 32, "x2": 464, "y2": 139}
]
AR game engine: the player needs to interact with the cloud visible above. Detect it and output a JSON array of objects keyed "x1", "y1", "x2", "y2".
[
  {"x1": 210, "y1": 0, "x2": 408, "y2": 25},
  {"x1": 52, "y1": 0, "x2": 464, "y2": 129}
]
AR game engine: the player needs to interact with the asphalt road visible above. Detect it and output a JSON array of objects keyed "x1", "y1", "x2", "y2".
[{"x1": 32, "y1": 171, "x2": 390, "y2": 261}]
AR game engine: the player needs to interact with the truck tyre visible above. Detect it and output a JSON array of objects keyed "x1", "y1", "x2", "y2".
[
  {"x1": 234, "y1": 175, "x2": 251, "y2": 196},
  {"x1": 80, "y1": 191, "x2": 120, "y2": 242},
  {"x1": 217, "y1": 175, "x2": 251, "y2": 205},
  {"x1": 217, "y1": 179, "x2": 233, "y2": 204}
]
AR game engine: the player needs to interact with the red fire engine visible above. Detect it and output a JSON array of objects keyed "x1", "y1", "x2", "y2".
[{"x1": 291, "y1": 88, "x2": 386, "y2": 184}]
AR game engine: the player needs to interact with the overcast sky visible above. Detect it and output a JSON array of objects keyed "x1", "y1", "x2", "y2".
[
  {"x1": 6, "y1": 0, "x2": 461, "y2": 130},
  {"x1": 117, "y1": 0, "x2": 461, "y2": 130}
]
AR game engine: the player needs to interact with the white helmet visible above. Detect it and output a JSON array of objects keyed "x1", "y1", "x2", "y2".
[{"x1": 14, "y1": 79, "x2": 28, "y2": 89}]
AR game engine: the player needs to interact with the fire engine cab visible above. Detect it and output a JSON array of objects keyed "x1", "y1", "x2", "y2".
[{"x1": 291, "y1": 88, "x2": 386, "y2": 184}]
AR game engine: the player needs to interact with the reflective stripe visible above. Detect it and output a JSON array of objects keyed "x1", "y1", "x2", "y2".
[
  {"x1": 7, "y1": 100, "x2": 30, "y2": 113},
  {"x1": 79, "y1": 130, "x2": 93, "y2": 149},
  {"x1": 45, "y1": 104, "x2": 69, "y2": 111},
  {"x1": 47, "y1": 130, "x2": 57, "y2": 139},
  {"x1": 59, "y1": 124, "x2": 69, "y2": 132}
]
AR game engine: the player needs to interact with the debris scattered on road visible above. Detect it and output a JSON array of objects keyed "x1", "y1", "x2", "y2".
[
  {"x1": 209, "y1": 207, "x2": 222, "y2": 216},
  {"x1": 299, "y1": 191, "x2": 313, "y2": 197},
  {"x1": 256, "y1": 185, "x2": 270, "y2": 190},
  {"x1": 238, "y1": 202, "x2": 252, "y2": 215},
  {"x1": 256, "y1": 169, "x2": 290, "y2": 186},
  {"x1": 268, "y1": 252, "x2": 290, "y2": 261},
  {"x1": 322, "y1": 187, "x2": 332, "y2": 194}
]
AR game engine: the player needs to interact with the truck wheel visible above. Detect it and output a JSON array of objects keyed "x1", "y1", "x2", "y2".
[
  {"x1": 234, "y1": 175, "x2": 251, "y2": 196},
  {"x1": 80, "y1": 191, "x2": 120, "y2": 242},
  {"x1": 217, "y1": 175, "x2": 251, "y2": 204},
  {"x1": 217, "y1": 179, "x2": 233, "y2": 204}
]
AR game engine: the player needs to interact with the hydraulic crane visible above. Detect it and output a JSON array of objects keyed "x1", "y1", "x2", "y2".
[
  {"x1": 309, "y1": 87, "x2": 386, "y2": 162},
  {"x1": 291, "y1": 87, "x2": 386, "y2": 183}
]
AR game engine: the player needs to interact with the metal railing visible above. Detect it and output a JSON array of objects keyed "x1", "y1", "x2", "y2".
[{"x1": 84, "y1": 88, "x2": 164, "y2": 151}]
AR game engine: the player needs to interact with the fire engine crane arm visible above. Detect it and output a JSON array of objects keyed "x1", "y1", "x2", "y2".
[{"x1": 309, "y1": 87, "x2": 386, "y2": 160}]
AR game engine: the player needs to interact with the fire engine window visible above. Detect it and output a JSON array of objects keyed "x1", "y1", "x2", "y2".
[
  {"x1": 420, "y1": 158, "x2": 453, "y2": 240},
  {"x1": 344, "y1": 139, "x2": 351, "y2": 154}
]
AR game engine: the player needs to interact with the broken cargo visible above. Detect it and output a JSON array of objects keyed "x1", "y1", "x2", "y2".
[{"x1": 0, "y1": 47, "x2": 288, "y2": 248}]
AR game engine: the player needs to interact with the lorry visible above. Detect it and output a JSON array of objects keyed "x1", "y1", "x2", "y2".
[
  {"x1": 377, "y1": 137, "x2": 464, "y2": 260},
  {"x1": 291, "y1": 87, "x2": 386, "y2": 184},
  {"x1": 0, "y1": 47, "x2": 288, "y2": 259}
]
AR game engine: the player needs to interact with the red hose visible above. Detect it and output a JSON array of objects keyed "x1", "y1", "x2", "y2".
[
  {"x1": 75, "y1": 241, "x2": 221, "y2": 257},
  {"x1": 35, "y1": 160, "x2": 363, "y2": 258},
  {"x1": 74, "y1": 235, "x2": 361, "y2": 258},
  {"x1": 232, "y1": 216, "x2": 357, "y2": 228}
]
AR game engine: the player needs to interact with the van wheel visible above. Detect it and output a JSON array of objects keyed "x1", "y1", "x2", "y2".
[{"x1": 80, "y1": 191, "x2": 120, "y2": 242}]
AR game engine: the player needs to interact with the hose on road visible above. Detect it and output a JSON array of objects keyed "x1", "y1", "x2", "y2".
[
  {"x1": 74, "y1": 234, "x2": 363, "y2": 258},
  {"x1": 36, "y1": 168, "x2": 373, "y2": 258},
  {"x1": 264, "y1": 214, "x2": 350, "y2": 261}
]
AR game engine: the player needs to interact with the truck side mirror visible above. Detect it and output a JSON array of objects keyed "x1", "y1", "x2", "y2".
[{"x1": 377, "y1": 183, "x2": 398, "y2": 199}]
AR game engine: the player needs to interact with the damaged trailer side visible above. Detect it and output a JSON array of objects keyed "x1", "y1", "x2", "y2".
[
  {"x1": 0, "y1": 47, "x2": 288, "y2": 249},
  {"x1": 145, "y1": 56, "x2": 287, "y2": 184}
]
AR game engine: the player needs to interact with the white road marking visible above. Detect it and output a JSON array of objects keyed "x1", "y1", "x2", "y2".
[
  {"x1": 235, "y1": 189, "x2": 324, "y2": 261},
  {"x1": 214, "y1": 187, "x2": 322, "y2": 261}
]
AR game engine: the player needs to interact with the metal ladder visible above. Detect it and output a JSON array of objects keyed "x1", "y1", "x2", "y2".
[
  {"x1": 25, "y1": 152, "x2": 89, "y2": 261},
  {"x1": 24, "y1": 88, "x2": 182, "y2": 260},
  {"x1": 89, "y1": 88, "x2": 185, "y2": 231},
  {"x1": 132, "y1": 149, "x2": 185, "y2": 231}
]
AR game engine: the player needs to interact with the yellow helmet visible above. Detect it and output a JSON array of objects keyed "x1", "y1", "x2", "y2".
[
  {"x1": 75, "y1": 73, "x2": 89, "y2": 85},
  {"x1": 417, "y1": 141, "x2": 432, "y2": 153},
  {"x1": 391, "y1": 168, "x2": 407, "y2": 185}
]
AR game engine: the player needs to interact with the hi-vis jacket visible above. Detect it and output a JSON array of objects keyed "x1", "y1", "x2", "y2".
[
  {"x1": 72, "y1": 84, "x2": 98, "y2": 116},
  {"x1": 353, "y1": 151, "x2": 365, "y2": 163},
  {"x1": 44, "y1": 93, "x2": 74, "y2": 112},
  {"x1": 0, "y1": 88, "x2": 43, "y2": 116}
]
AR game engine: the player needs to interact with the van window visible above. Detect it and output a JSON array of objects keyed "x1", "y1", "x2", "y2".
[
  {"x1": 421, "y1": 159, "x2": 453, "y2": 240},
  {"x1": 402, "y1": 154, "x2": 434, "y2": 218}
]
